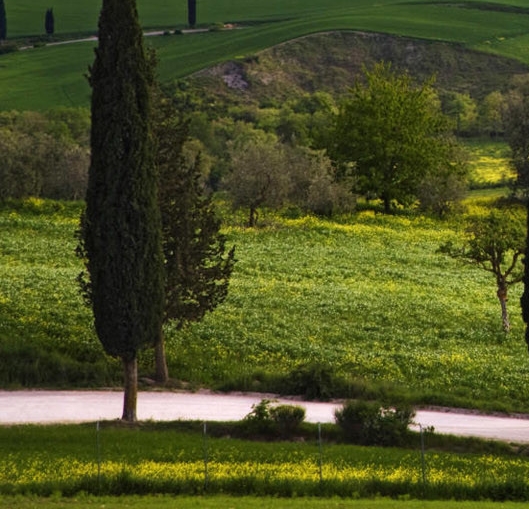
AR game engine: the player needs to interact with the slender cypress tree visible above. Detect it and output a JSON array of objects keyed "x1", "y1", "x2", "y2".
[
  {"x1": 152, "y1": 92, "x2": 235, "y2": 382},
  {"x1": 78, "y1": 0, "x2": 165, "y2": 421},
  {"x1": 0, "y1": 0, "x2": 7, "y2": 41},
  {"x1": 187, "y1": 0, "x2": 196, "y2": 28},
  {"x1": 45, "y1": 8, "x2": 54, "y2": 36}
]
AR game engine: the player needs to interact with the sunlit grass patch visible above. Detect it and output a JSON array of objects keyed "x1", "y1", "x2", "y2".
[
  {"x1": 2, "y1": 424, "x2": 529, "y2": 500},
  {"x1": 463, "y1": 139, "x2": 515, "y2": 187}
]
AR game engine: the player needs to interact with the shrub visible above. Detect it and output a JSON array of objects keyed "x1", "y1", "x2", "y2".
[
  {"x1": 242, "y1": 399, "x2": 306, "y2": 437},
  {"x1": 242, "y1": 398, "x2": 276, "y2": 434},
  {"x1": 0, "y1": 42, "x2": 18, "y2": 54},
  {"x1": 285, "y1": 362, "x2": 337, "y2": 400},
  {"x1": 269, "y1": 404, "x2": 306, "y2": 435},
  {"x1": 335, "y1": 400, "x2": 415, "y2": 446}
]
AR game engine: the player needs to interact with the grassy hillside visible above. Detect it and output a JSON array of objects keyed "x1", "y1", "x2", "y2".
[
  {"x1": 2, "y1": 0, "x2": 529, "y2": 110},
  {"x1": 1, "y1": 189, "x2": 528, "y2": 413},
  {"x1": 187, "y1": 31, "x2": 528, "y2": 114}
]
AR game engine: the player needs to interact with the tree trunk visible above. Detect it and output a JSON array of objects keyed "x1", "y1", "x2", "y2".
[
  {"x1": 497, "y1": 284, "x2": 510, "y2": 333},
  {"x1": 382, "y1": 191, "x2": 391, "y2": 214},
  {"x1": 122, "y1": 356, "x2": 138, "y2": 422},
  {"x1": 248, "y1": 206, "x2": 257, "y2": 227},
  {"x1": 522, "y1": 210, "x2": 529, "y2": 350},
  {"x1": 154, "y1": 329, "x2": 169, "y2": 384}
]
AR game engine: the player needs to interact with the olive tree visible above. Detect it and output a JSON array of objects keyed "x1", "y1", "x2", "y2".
[
  {"x1": 224, "y1": 132, "x2": 290, "y2": 227},
  {"x1": 440, "y1": 209, "x2": 525, "y2": 332}
]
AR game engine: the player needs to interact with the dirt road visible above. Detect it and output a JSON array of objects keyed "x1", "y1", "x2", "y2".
[{"x1": 2, "y1": 390, "x2": 529, "y2": 443}]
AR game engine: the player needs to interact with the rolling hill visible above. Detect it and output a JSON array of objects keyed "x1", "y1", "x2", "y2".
[{"x1": 2, "y1": 0, "x2": 529, "y2": 110}]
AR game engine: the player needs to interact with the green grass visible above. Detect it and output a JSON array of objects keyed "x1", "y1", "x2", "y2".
[
  {"x1": 1, "y1": 182, "x2": 529, "y2": 412},
  {"x1": 463, "y1": 139, "x2": 515, "y2": 187},
  {"x1": 1, "y1": 422, "x2": 529, "y2": 500},
  {"x1": 2, "y1": 0, "x2": 529, "y2": 110},
  {"x1": 3, "y1": 496, "x2": 529, "y2": 509},
  {"x1": 167, "y1": 210, "x2": 528, "y2": 411}
]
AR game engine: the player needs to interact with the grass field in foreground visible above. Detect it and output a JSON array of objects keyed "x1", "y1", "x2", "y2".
[
  {"x1": 1, "y1": 422, "x2": 529, "y2": 500},
  {"x1": 2, "y1": 496, "x2": 529, "y2": 509},
  {"x1": 2, "y1": 0, "x2": 529, "y2": 111}
]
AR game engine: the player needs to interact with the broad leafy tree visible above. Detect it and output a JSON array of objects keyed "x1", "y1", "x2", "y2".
[
  {"x1": 152, "y1": 92, "x2": 236, "y2": 382},
  {"x1": 224, "y1": 131, "x2": 290, "y2": 227},
  {"x1": 328, "y1": 62, "x2": 462, "y2": 214},
  {"x1": 187, "y1": 0, "x2": 196, "y2": 28},
  {"x1": 77, "y1": 0, "x2": 165, "y2": 421},
  {"x1": 0, "y1": 0, "x2": 6, "y2": 41},
  {"x1": 0, "y1": 110, "x2": 90, "y2": 200},
  {"x1": 45, "y1": 8, "x2": 54, "y2": 35},
  {"x1": 503, "y1": 75, "x2": 529, "y2": 198},
  {"x1": 440, "y1": 209, "x2": 525, "y2": 332}
]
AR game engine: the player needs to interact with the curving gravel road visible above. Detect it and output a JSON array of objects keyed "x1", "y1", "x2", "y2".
[{"x1": 2, "y1": 390, "x2": 529, "y2": 443}]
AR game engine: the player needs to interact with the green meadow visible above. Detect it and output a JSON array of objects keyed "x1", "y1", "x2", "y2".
[
  {"x1": 2, "y1": 0, "x2": 529, "y2": 110},
  {"x1": 1, "y1": 185, "x2": 528, "y2": 412}
]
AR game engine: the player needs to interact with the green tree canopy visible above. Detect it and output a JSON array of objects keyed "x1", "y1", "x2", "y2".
[
  {"x1": 328, "y1": 62, "x2": 463, "y2": 214},
  {"x1": 224, "y1": 131, "x2": 290, "y2": 227},
  {"x1": 503, "y1": 75, "x2": 529, "y2": 198},
  {"x1": 440, "y1": 208, "x2": 526, "y2": 332}
]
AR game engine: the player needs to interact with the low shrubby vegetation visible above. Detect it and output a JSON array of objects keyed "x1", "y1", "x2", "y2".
[{"x1": 334, "y1": 400, "x2": 415, "y2": 447}]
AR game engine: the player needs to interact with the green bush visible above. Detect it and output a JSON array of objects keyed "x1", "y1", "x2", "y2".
[
  {"x1": 335, "y1": 400, "x2": 415, "y2": 446},
  {"x1": 269, "y1": 404, "x2": 306, "y2": 435},
  {"x1": 285, "y1": 362, "x2": 338, "y2": 400},
  {"x1": 242, "y1": 399, "x2": 306, "y2": 437}
]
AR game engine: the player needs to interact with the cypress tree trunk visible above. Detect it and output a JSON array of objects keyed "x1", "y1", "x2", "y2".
[
  {"x1": 80, "y1": 0, "x2": 165, "y2": 422},
  {"x1": 154, "y1": 329, "x2": 169, "y2": 383},
  {"x1": 122, "y1": 356, "x2": 138, "y2": 421}
]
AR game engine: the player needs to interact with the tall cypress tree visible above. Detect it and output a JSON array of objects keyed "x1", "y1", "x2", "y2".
[
  {"x1": 78, "y1": 0, "x2": 165, "y2": 421},
  {"x1": 152, "y1": 92, "x2": 235, "y2": 382},
  {"x1": 187, "y1": 0, "x2": 196, "y2": 28},
  {"x1": 0, "y1": 0, "x2": 7, "y2": 41},
  {"x1": 45, "y1": 8, "x2": 54, "y2": 36}
]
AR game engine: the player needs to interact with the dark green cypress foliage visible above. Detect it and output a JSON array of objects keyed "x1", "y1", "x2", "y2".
[
  {"x1": 45, "y1": 8, "x2": 54, "y2": 35},
  {"x1": 0, "y1": 0, "x2": 7, "y2": 41},
  {"x1": 152, "y1": 93, "x2": 235, "y2": 382},
  {"x1": 78, "y1": 0, "x2": 165, "y2": 420},
  {"x1": 187, "y1": 0, "x2": 196, "y2": 28}
]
